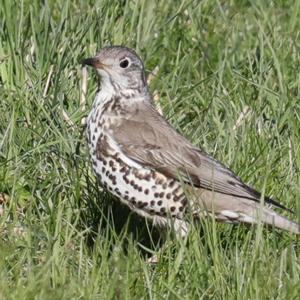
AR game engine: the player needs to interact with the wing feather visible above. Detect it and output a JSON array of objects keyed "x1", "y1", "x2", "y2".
[{"x1": 111, "y1": 102, "x2": 290, "y2": 212}]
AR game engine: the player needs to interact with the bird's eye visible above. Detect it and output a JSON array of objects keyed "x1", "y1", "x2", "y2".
[{"x1": 119, "y1": 58, "x2": 130, "y2": 68}]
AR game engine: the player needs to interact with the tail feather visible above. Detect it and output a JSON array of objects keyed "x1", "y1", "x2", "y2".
[
  {"x1": 255, "y1": 207, "x2": 299, "y2": 234},
  {"x1": 196, "y1": 189, "x2": 299, "y2": 234}
]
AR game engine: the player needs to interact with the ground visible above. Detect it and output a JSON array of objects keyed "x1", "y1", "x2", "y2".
[{"x1": 0, "y1": 0, "x2": 300, "y2": 299}]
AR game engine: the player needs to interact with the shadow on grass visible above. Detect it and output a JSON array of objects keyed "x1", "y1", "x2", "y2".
[{"x1": 80, "y1": 175, "x2": 163, "y2": 258}]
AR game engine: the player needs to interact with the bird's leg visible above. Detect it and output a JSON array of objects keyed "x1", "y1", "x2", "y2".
[{"x1": 141, "y1": 219, "x2": 189, "y2": 264}]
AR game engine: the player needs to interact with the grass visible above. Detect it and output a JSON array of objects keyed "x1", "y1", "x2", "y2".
[{"x1": 1, "y1": 0, "x2": 300, "y2": 299}]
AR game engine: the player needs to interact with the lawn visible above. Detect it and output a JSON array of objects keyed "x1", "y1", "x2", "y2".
[{"x1": 0, "y1": 0, "x2": 300, "y2": 299}]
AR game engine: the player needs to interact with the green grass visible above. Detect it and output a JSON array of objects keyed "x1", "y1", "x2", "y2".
[{"x1": 1, "y1": 0, "x2": 300, "y2": 299}]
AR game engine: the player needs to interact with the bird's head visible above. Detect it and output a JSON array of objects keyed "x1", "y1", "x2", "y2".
[{"x1": 82, "y1": 46, "x2": 147, "y2": 93}]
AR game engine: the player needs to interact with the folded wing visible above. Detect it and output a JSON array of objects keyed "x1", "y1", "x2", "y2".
[{"x1": 112, "y1": 102, "x2": 290, "y2": 212}]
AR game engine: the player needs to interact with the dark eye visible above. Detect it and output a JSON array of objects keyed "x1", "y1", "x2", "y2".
[{"x1": 119, "y1": 58, "x2": 130, "y2": 68}]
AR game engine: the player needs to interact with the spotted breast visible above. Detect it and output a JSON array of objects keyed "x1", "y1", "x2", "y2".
[{"x1": 86, "y1": 92, "x2": 189, "y2": 232}]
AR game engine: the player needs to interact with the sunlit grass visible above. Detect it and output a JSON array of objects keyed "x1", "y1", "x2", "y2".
[{"x1": 0, "y1": 0, "x2": 300, "y2": 299}]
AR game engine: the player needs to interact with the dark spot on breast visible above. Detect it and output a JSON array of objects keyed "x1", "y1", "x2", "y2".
[
  {"x1": 120, "y1": 166, "x2": 126, "y2": 173},
  {"x1": 166, "y1": 193, "x2": 171, "y2": 199},
  {"x1": 173, "y1": 196, "x2": 179, "y2": 202},
  {"x1": 181, "y1": 198, "x2": 188, "y2": 206},
  {"x1": 96, "y1": 134, "x2": 112, "y2": 158},
  {"x1": 144, "y1": 173, "x2": 151, "y2": 181},
  {"x1": 154, "y1": 192, "x2": 159, "y2": 198},
  {"x1": 123, "y1": 175, "x2": 129, "y2": 184},
  {"x1": 144, "y1": 189, "x2": 149, "y2": 195},
  {"x1": 168, "y1": 180, "x2": 176, "y2": 188},
  {"x1": 157, "y1": 200, "x2": 162, "y2": 206},
  {"x1": 155, "y1": 178, "x2": 164, "y2": 185},
  {"x1": 170, "y1": 206, "x2": 176, "y2": 212},
  {"x1": 109, "y1": 174, "x2": 116, "y2": 185},
  {"x1": 150, "y1": 200, "x2": 155, "y2": 206},
  {"x1": 114, "y1": 156, "x2": 122, "y2": 164}
]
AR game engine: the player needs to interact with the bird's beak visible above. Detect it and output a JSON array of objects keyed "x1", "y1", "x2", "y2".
[{"x1": 82, "y1": 57, "x2": 105, "y2": 69}]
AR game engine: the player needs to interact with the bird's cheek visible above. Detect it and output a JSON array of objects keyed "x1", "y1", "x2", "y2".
[
  {"x1": 97, "y1": 69, "x2": 109, "y2": 78},
  {"x1": 114, "y1": 73, "x2": 128, "y2": 87}
]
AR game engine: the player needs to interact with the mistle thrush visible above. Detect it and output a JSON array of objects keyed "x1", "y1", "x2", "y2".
[{"x1": 83, "y1": 46, "x2": 299, "y2": 236}]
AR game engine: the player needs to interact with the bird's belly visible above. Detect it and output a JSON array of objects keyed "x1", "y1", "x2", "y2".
[{"x1": 90, "y1": 142, "x2": 187, "y2": 220}]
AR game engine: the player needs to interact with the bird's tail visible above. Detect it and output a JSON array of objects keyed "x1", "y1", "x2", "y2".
[
  {"x1": 256, "y1": 206, "x2": 299, "y2": 234},
  {"x1": 195, "y1": 190, "x2": 300, "y2": 234},
  {"x1": 224, "y1": 201, "x2": 300, "y2": 234}
]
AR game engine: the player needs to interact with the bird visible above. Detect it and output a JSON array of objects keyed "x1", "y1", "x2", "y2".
[{"x1": 82, "y1": 45, "x2": 299, "y2": 236}]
